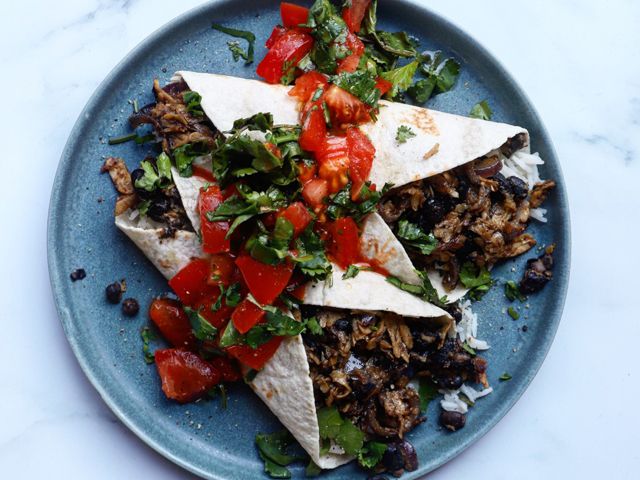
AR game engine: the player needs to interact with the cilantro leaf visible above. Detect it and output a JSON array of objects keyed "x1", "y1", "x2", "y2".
[
  {"x1": 211, "y1": 23, "x2": 256, "y2": 64},
  {"x1": 182, "y1": 91, "x2": 204, "y2": 117},
  {"x1": 134, "y1": 154, "x2": 173, "y2": 192},
  {"x1": 305, "y1": 316, "x2": 323, "y2": 335},
  {"x1": 218, "y1": 320, "x2": 243, "y2": 347},
  {"x1": 134, "y1": 160, "x2": 160, "y2": 192},
  {"x1": 317, "y1": 407, "x2": 343, "y2": 440},
  {"x1": 331, "y1": 70, "x2": 381, "y2": 107},
  {"x1": 292, "y1": 226, "x2": 332, "y2": 280},
  {"x1": 470, "y1": 100, "x2": 493, "y2": 120},
  {"x1": 342, "y1": 265, "x2": 361, "y2": 280},
  {"x1": 245, "y1": 306, "x2": 306, "y2": 348},
  {"x1": 418, "y1": 378, "x2": 438, "y2": 412},
  {"x1": 375, "y1": 31, "x2": 417, "y2": 58},
  {"x1": 406, "y1": 76, "x2": 436, "y2": 103},
  {"x1": 499, "y1": 372, "x2": 513, "y2": 381},
  {"x1": 504, "y1": 280, "x2": 525, "y2": 302},
  {"x1": 461, "y1": 341, "x2": 476, "y2": 356},
  {"x1": 407, "y1": 52, "x2": 460, "y2": 103},
  {"x1": 184, "y1": 306, "x2": 218, "y2": 342},
  {"x1": 255, "y1": 431, "x2": 300, "y2": 467},
  {"x1": 231, "y1": 112, "x2": 274, "y2": 132},
  {"x1": 357, "y1": 441, "x2": 386, "y2": 469},
  {"x1": 140, "y1": 327, "x2": 157, "y2": 364},
  {"x1": 459, "y1": 262, "x2": 493, "y2": 300},
  {"x1": 336, "y1": 420, "x2": 364, "y2": 456},
  {"x1": 305, "y1": 460, "x2": 322, "y2": 477},
  {"x1": 386, "y1": 272, "x2": 447, "y2": 307},
  {"x1": 326, "y1": 182, "x2": 382, "y2": 222},
  {"x1": 396, "y1": 219, "x2": 437, "y2": 255},
  {"x1": 172, "y1": 143, "x2": 210, "y2": 177},
  {"x1": 380, "y1": 60, "x2": 420, "y2": 99},
  {"x1": 227, "y1": 40, "x2": 249, "y2": 62},
  {"x1": 508, "y1": 306, "x2": 520, "y2": 320},
  {"x1": 259, "y1": 452, "x2": 291, "y2": 479},
  {"x1": 395, "y1": 125, "x2": 416, "y2": 144}
]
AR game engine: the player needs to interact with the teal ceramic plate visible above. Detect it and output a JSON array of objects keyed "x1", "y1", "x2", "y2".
[{"x1": 48, "y1": 1, "x2": 570, "y2": 478}]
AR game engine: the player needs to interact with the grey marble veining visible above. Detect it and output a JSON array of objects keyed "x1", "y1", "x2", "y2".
[{"x1": 1, "y1": 0, "x2": 639, "y2": 479}]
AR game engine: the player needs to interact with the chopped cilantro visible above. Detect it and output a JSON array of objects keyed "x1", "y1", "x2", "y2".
[
  {"x1": 108, "y1": 132, "x2": 138, "y2": 145},
  {"x1": 305, "y1": 460, "x2": 322, "y2": 476},
  {"x1": 508, "y1": 306, "x2": 520, "y2": 320},
  {"x1": 380, "y1": 59, "x2": 420, "y2": 99},
  {"x1": 182, "y1": 91, "x2": 204, "y2": 117},
  {"x1": 470, "y1": 100, "x2": 493, "y2": 120},
  {"x1": 305, "y1": 316, "x2": 323, "y2": 335},
  {"x1": 459, "y1": 262, "x2": 493, "y2": 300},
  {"x1": 461, "y1": 341, "x2": 477, "y2": 356},
  {"x1": 419, "y1": 378, "x2": 438, "y2": 412},
  {"x1": 504, "y1": 280, "x2": 526, "y2": 302},
  {"x1": 499, "y1": 372, "x2": 513, "y2": 382},
  {"x1": 255, "y1": 430, "x2": 304, "y2": 479},
  {"x1": 357, "y1": 441, "x2": 387, "y2": 469},
  {"x1": 211, "y1": 23, "x2": 255, "y2": 64},
  {"x1": 140, "y1": 327, "x2": 156, "y2": 364},
  {"x1": 326, "y1": 182, "x2": 382, "y2": 222},
  {"x1": 342, "y1": 264, "x2": 361, "y2": 280},
  {"x1": 172, "y1": 142, "x2": 211, "y2": 177},
  {"x1": 395, "y1": 125, "x2": 416, "y2": 144},
  {"x1": 134, "y1": 155, "x2": 172, "y2": 192},
  {"x1": 184, "y1": 306, "x2": 218, "y2": 341},
  {"x1": 218, "y1": 320, "x2": 243, "y2": 348},
  {"x1": 331, "y1": 70, "x2": 381, "y2": 107},
  {"x1": 407, "y1": 52, "x2": 460, "y2": 103},
  {"x1": 291, "y1": 225, "x2": 332, "y2": 281},
  {"x1": 396, "y1": 219, "x2": 437, "y2": 255}
]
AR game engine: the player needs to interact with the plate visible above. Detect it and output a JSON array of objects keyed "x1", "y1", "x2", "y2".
[{"x1": 47, "y1": 1, "x2": 570, "y2": 478}]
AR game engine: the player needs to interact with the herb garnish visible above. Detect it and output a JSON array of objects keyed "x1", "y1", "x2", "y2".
[
  {"x1": 182, "y1": 91, "x2": 205, "y2": 117},
  {"x1": 211, "y1": 23, "x2": 256, "y2": 64},
  {"x1": 419, "y1": 378, "x2": 438, "y2": 411},
  {"x1": 134, "y1": 153, "x2": 173, "y2": 192},
  {"x1": 140, "y1": 327, "x2": 157, "y2": 364},
  {"x1": 505, "y1": 280, "x2": 526, "y2": 302},
  {"x1": 470, "y1": 100, "x2": 493, "y2": 120},
  {"x1": 326, "y1": 182, "x2": 388, "y2": 222},
  {"x1": 499, "y1": 372, "x2": 513, "y2": 382},
  {"x1": 507, "y1": 306, "x2": 520, "y2": 320},
  {"x1": 396, "y1": 219, "x2": 437, "y2": 255},
  {"x1": 386, "y1": 271, "x2": 447, "y2": 307},
  {"x1": 255, "y1": 430, "x2": 303, "y2": 478},
  {"x1": 395, "y1": 125, "x2": 416, "y2": 144},
  {"x1": 108, "y1": 132, "x2": 139, "y2": 145},
  {"x1": 461, "y1": 341, "x2": 477, "y2": 356},
  {"x1": 342, "y1": 264, "x2": 362, "y2": 280},
  {"x1": 184, "y1": 306, "x2": 218, "y2": 341},
  {"x1": 459, "y1": 262, "x2": 493, "y2": 300}
]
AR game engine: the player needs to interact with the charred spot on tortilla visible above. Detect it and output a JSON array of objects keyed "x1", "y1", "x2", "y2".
[
  {"x1": 400, "y1": 108, "x2": 439, "y2": 136},
  {"x1": 422, "y1": 143, "x2": 440, "y2": 160}
]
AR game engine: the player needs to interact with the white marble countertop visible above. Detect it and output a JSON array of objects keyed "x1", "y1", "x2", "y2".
[{"x1": 1, "y1": 0, "x2": 639, "y2": 478}]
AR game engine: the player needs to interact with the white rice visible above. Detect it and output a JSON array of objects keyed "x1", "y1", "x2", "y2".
[
  {"x1": 453, "y1": 300, "x2": 490, "y2": 351},
  {"x1": 440, "y1": 385, "x2": 494, "y2": 413}
]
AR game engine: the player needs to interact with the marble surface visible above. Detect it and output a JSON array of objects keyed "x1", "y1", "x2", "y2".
[{"x1": 1, "y1": 0, "x2": 639, "y2": 478}]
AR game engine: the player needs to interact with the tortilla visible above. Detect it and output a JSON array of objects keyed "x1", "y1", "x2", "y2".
[{"x1": 175, "y1": 71, "x2": 529, "y2": 190}]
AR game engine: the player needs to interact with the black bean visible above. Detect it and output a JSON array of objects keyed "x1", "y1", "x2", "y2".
[
  {"x1": 367, "y1": 476, "x2": 389, "y2": 480},
  {"x1": 105, "y1": 282, "x2": 123, "y2": 304},
  {"x1": 519, "y1": 269, "x2": 549, "y2": 294},
  {"x1": 334, "y1": 318, "x2": 352, "y2": 333},
  {"x1": 382, "y1": 444, "x2": 404, "y2": 472},
  {"x1": 440, "y1": 410, "x2": 466, "y2": 431},
  {"x1": 397, "y1": 440, "x2": 418, "y2": 472},
  {"x1": 147, "y1": 197, "x2": 171, "y2": 221},
  {"x1": 70, "y1": 269, "x2": 86, "y2": 282},
  {"x1": 508, "y1": 176, "x2": 528, "y2": 200},
  {"x1": 121, "y1": 298, "x2": 140, "y2": 317},
  {"x1": 419, "y1": 196, "x2": 450, "y2": 229},
  {"x1": 438, "y1": 375, "x2": 463, "y2": 390}
]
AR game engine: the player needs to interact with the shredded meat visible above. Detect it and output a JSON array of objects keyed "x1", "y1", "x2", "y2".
[
  {"x1": 520, "y1": 244, "x2": 555, "y2": 294},
  {"x1": 101, "y1": 157, "x2": 136, "y2": 215},
  {"x1": 379, "y1": 157, "x2": 556, "y2": 291},
  {"x1": 129, "y1": 79, "x2": 218, "y2": 154},
  {"x1": 303, "y1": 307, "x2": 486, "y2": 441}
]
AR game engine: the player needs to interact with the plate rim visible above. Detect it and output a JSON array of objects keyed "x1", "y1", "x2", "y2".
[{"x1": 47, "y1": 1, "x2": 571, "y2": 478}]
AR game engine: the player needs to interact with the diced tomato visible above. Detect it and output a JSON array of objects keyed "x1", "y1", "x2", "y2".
[
  {"x1": 206, "y1": 253, "x2": 237, "y2": 288},
  {"x1": 323, "y1": 84, "x2": 370, "y2": 127},
  {"x1": 302, "y1": 178, "x2": 329, "y2": 209},
  {"x1": 199, "y1": 185, "x2": 231, "y2": 254},
  {"x1": 266, "y1": 25, "x2": 287, "y2": 49},
  {"x1": 194, "y1": 295, "x2": 233, "y2": 330},
  {"x1": 169, "y1": 259, "x2": 211, "y2": 305},
  {"x1": 155, "y1": 349, "x2": 221, "y2": 403},
  {"x1": 344, "y1": 30, "x2": 365, "y2": 56},
  {"x1": 289, "y1": 71, "x2": 328, "y2": 103},
  {"x1": 192, "y1": 165, "x2": 216, "y2": 183},
  {"x1": 299, "y1": 104, "x2": 327, "y2": 152},
  {"x1": 342, "y1": 0, "x2": 372, "y2": 33},
  {"x1": 235, "y1": 254, "x2": 294, "y2": 305},
  {"x1": 337, "y1": 54, "x2": 361, "y2": 73},
  {"x1": 209, "y1": 356, "x2": 242, "y2": 383},
  {"x1": 297, "y1": 160, "x2": 317, "y2": 183},
  {"x1": 280, "y1": 2, "x2": 309, "y2": 27},
  {"x1": 264, "y1": 142, "x2": 282, "y2": 158},
  {"x1": 346, "y1": 127, "x2": 376, "y2": 196},
  {"x1": 231, "y1": 298, "x2": 266, "y2": 334},
  {"x1": 317, "y1": 135, "x2": 350, "y2": 192},
  {"x1": 257, "y1": 30, "x2": 314, "y2": 84},
  {"x1": 226, "y1": 336, "x2": 284, "y2": 370},
  {"x1": 148, "y1": 298, "x2": 197, "y2": 350},
  {"x1": 374, "y1": 77, "x2": 393, "y2": 96},
  {"x1": 327, "y1": 217, "x2": 360, "y2": 268},
  {"x1": 278, "y1": 202, "x2": 313, "y2": 237}
]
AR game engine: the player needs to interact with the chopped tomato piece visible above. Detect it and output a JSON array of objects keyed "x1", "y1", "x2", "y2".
[
  {"x1": 209, "y1": 356, "x2": 241, "y2": 383},
  {"x1": 169, "y1": 259, "x2": 211, "y2": 305},
  {"x1": 278, "y1": 202, "x2": 313, "y2": 237},
  {"x1": 289, "y1": 71, "x2": 328, "y2": 103},
  {"x1": 299, "y1": 104, "x2": 327, "y2": 152},
  {"x1": 302, "y1": 178, "x2": 329, "y2": 209},
  {"x1": 199, "y1": 185, "x2": 231, "y2": 254},
  {"x1": 231, "y1": 298, "x2": 266, "y2": 334},
  {"x1": 149, "y1": 298, "x2": 197, "y2": 350},
  {"x1": 235, "y1": 254, "x2": 294, "y2": 305},
  {"x1": 346, "y1": 127, "x2": 376, "y2": 196},
  {"x1": 192, "y1": 165, "x2": 216, "y2": 182},
  {"x1": 206, "y1": 253, "x2": 238, "y2": 288},
  {"x1": 342, "y1": 0, "x2": 372, "y2": 33},
  {"x1": 374, "y1": 77, "x2": 393, "y2": 96},
  {"x1": 323, "y1": 84, "x2": 370, "y2": 126},
  {"x1": 264, "y1": 142, "x2": 282, "y2": 158},
  {"x1": 327, "y1": 217, "x2": 360, "y2": 268},
  {"x1": 297, "y1": 160, "x2": 317, "y2": 183},
  {"x1": 256, "y1": 30, "x2": 314, "y2": 84},
  {"x1": 337, "y1": 54, "x2": 361, "y2": 73},
  {"x1": 265, "y1": 25, "x2": 287, "y2": 49},
  {"x1": 344, "y1": 30, "x2": 365, "y2": 56},
  {"x1": 317, "y1": 135, "x2": 350, "y2": 192},
  {"x1": 226, "y1": 336, "x2": 284, "y2": 370},
  {"x1": 155, "y1": 349, "x2": 221, "y2": 403},
  {"x1": 280, "y1": 2, "x2": 309, "y2": 27},
  {"x1": 194, "y1": 295, "x2": 234, "y2": 330}
]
